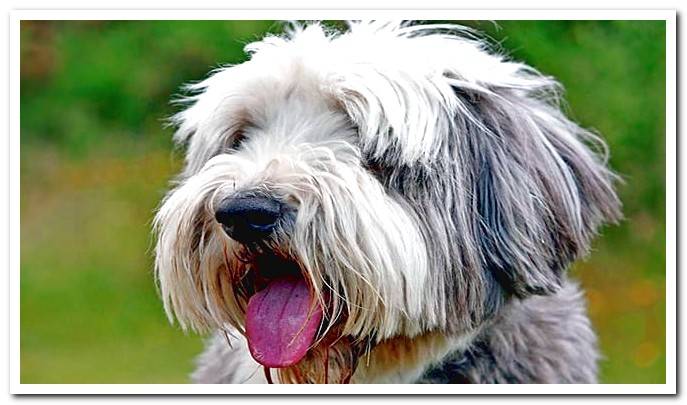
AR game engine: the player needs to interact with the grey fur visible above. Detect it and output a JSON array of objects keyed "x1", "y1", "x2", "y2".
[
  {"x1": 155, "y1": 21, "x2": 621, "y2": 384},
  {"x1": 418, "y1": 281, "x2": 599, "y2": 383},
  {"x1": 374, "y1": 80, "x2": 622, "y2": 337}
]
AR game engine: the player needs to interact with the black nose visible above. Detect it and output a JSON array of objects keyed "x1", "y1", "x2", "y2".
[{"x1": 215, "y1": 195, "x2": 283, "y2": 243}]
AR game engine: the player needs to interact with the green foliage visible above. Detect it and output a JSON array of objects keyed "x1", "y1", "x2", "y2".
[{"x1": 20, "y1": 20, "x2": 666, "y2": 384}]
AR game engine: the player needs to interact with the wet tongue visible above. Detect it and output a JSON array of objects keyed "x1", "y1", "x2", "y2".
[{"x1": 245, "y1": 277, "x2": 323, "y2": 368}]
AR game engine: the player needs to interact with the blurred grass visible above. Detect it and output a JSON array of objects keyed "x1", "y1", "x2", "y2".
[{"x1": 20, "y1": 20, "x2": 666, "y2": 384}]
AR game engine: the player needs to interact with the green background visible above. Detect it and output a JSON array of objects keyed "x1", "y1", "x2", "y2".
[{"x1": 20, "y1": 20, "x2": 666, "y2": 383}]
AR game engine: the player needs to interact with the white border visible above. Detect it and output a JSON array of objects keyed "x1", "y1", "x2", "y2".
[
  {"x1": 9, "y1": 10, "x2": 21, "y2": 397},
  {"x1": 9, "y1": 9, "x2": 677, "y2": 396},
  {"x1": 7, "y1": 383, "x2": 680, "y2": 395},
  {"x1": 8, "y1": 9, "x2": 678, "y2": 20},
  {"x1": 663, "y1": 9, "x2": 677, "y2": 394}
]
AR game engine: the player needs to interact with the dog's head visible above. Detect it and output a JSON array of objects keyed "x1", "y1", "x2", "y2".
[{"x1": 154, "y1": 21, "x2": 621, "y2": 383}]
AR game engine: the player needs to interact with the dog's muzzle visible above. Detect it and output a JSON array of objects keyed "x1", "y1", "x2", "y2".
[
  {"x1": 214, "y1": 195, "x2": 283, "y2": 243},
  {"x1": 214, "y1": 195, "x2": 328, "y2": 369}
]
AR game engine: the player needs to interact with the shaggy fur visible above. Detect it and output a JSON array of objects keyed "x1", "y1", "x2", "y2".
[{"x1": 153, "y1": 21, "x2": 621, "y2": 384}]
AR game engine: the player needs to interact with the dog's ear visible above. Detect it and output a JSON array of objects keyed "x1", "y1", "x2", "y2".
[
  {"x1": 327, "y1": 22, "x2": 621, "y2": 300},
  {"x1": 455, "y1": 85, "x2": 622, "y2": 298}
]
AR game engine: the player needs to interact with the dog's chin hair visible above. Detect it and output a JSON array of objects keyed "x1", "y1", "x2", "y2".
[{"x1": 154, "y1": 139, "x2": 439, "y2": 341}]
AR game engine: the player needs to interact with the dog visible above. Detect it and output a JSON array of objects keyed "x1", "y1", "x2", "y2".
[{"x1": 153, "y1": 21, "x2": 621, "y2": 384}]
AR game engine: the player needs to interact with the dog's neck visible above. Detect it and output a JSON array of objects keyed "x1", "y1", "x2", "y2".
[{"x1": 350, "y1": 330, "x2": 478, "y2": 383}]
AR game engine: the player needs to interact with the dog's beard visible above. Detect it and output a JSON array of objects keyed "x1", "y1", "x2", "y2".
[{"x1": 154, "y1": 147, "x2": 437, "y2": 383}]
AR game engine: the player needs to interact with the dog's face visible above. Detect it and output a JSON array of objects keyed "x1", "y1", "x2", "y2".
[{"x1": 154, "y1": 21, "x2": 621, "y2": 383}]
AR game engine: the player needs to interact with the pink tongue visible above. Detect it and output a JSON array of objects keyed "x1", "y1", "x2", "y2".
[{"x1": 245, "y1": 277, "x2": 323, "y2": 368}]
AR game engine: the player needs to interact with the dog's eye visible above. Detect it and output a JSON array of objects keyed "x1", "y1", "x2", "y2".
[
  {"x1": 228, "y1": 131, "x2": 245, "y2": 150},
  {"x1": 364, "y1": 158, "x2": 389, "y2": 184}
]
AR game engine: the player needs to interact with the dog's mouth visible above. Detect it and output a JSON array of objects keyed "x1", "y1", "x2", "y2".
[
  {"x1": 245, "y1": 270, "x2": 324, "y2": 368},
  {"x1": 235, "y1": 254, "x2": 365, "y2": 383}
]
